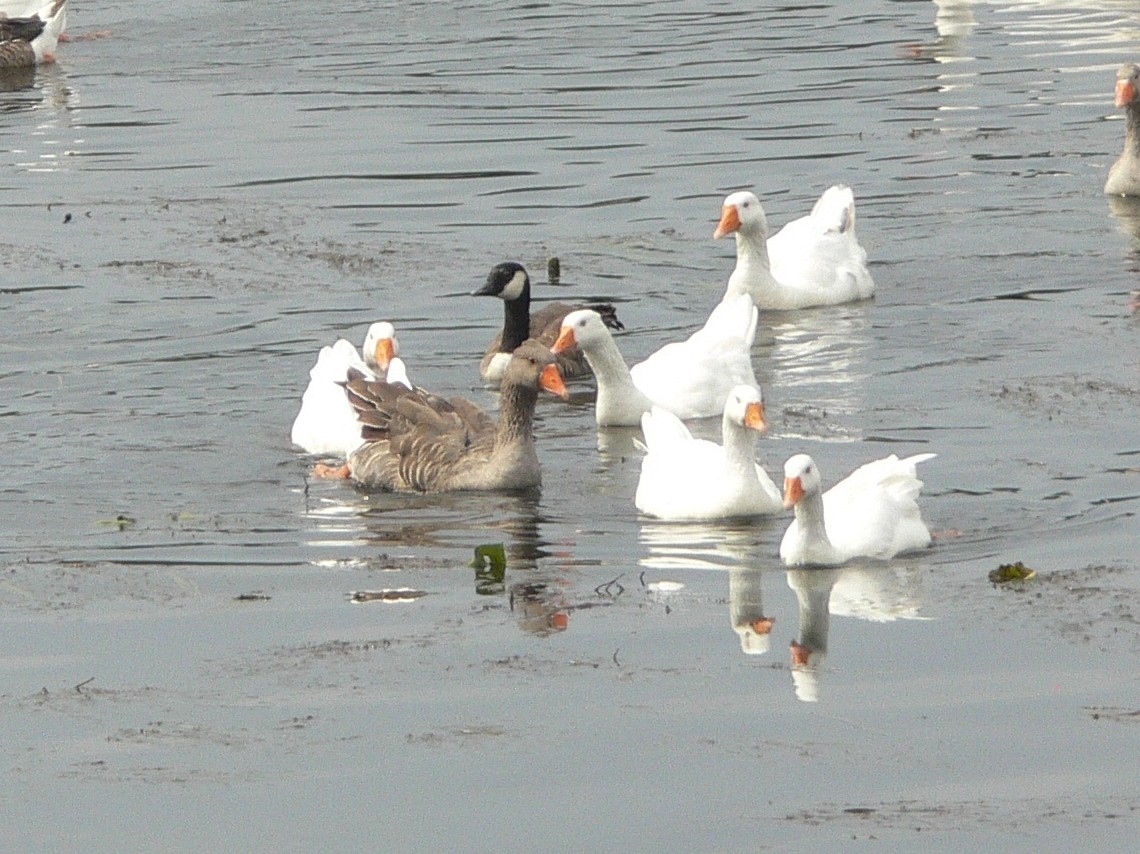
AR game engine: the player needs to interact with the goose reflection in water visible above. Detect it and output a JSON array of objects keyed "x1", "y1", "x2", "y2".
[
  {"x1": 785, "y1": 561, "x2": 928, "y2": 703},
  {"x1": 1106, "y1": 196, "x2": 1140, "y2": 307},
  {"x1": 728, "y1": 567, "x2": 774, "y2": 656}
]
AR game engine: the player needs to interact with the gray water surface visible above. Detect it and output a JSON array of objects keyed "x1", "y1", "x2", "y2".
[{"x1": 2, "y1": 1, "x2": 1138, "y2": 851}]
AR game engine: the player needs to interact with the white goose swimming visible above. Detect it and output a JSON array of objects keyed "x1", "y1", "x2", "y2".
[
  {"x1": 552, "y1": 294, "x2": 760, "y2": 426},
  {"x1": 779, "y1": 452, "x2": 936, "y2": 567},
  {"x1": 634, "y1": 384, "x2": 782, "y2": 521},
  {"x1": 714, "y1": 186, "x2": 875, "y2": 310},
  {"x1": 290, "y1": 322, "x2": 407, "y2": 457}
]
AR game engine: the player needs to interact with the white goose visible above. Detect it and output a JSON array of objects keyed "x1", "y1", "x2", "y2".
[
  {"x1": 552, "y1": 294, "x2": 759, "y2": 426},
  {"x1": 634, "y1": 384, "x2": 782, "y2": 520},
  {"x1": 714, "y1": 186, "x2": 875, "y2": 310},
  {"x1": 290, "y1": 322, "x2": 408, "y2": 456},
  {"x1": 779, "y1": 452, "x2": 936, "y2": 567}
]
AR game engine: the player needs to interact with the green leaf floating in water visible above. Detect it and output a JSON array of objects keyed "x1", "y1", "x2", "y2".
[
  {"x1": 988, "y1": 561, "x2": 1038, "y2": 584},
  {"x1": 97, "y1": 514, "x2": 136, "y2": 531},
  {"x1": 471, "y1": 543, "x2": 507, "y2": 595}
]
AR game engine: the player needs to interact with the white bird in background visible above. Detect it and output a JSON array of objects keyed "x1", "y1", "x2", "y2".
[
  {"x1": 714, "y1": 185, "x2": 875, "y2": 310},
  {"x1": 291, "y1": 322, "x2": 407, "y2": 457}
]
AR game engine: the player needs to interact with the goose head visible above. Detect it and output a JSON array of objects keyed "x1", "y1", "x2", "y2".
[
  {"x1": 714, "y1": 190, "x2": 770, "y2": 241},
  {"x1": 724, "y1": 384, "x2": 767, "y2": 432},
  {"x1": 551, "y1": 308, "x2": 610, "y2": 355},
  {"x1": 505, "y1": 339, "x2": 569, "y2": 400},
  {"x1": 1116, "y1": 63, "x2": 1140, "y2": 109},
  {"x1": 472, "y1": 261, "x2": 531, "y2": 302},
  {"x1": 362, "y1": 321, "x2": 398, "y2": 371},
  {"x1": 782, "y1": 453, "x2": 823, "y2": 510}
]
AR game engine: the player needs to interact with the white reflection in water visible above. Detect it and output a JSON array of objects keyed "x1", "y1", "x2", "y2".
[
  {"x1": 637, "y1": 520, "x2": 767, "y2": 573},
  {"x1": 3, "y1": 65, "x2": 83, "y2": 173},
  {"x1": 763, "y1": 308, "x2": 872, "y2": 443},
  {"x1": 728, "y1": 566, "x2": 773, "y2": 656},
  {"x1": 785, "y1": 561, "x2": 928, "y2": 703}
]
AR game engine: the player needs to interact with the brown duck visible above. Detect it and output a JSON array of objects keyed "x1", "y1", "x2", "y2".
[{"x1": 315, "y1": 340, "x2": 568, "y2": 492}]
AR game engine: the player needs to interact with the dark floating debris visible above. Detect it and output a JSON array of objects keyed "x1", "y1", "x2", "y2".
[
  {"x1": 97, "y1": 514, "x2": 136, "y2": 531},
  {"x1": 234, "y1": 593, "x2": 271, "y2": 602},
  {"x1": 547, "y1": 256, "x2": 561, "y2": 283},
  {"x1": 988, "y1": 561, "x2": 1038, "y2": 585},
  {"x1": 348, "y1": 588, "x2": 428, "y2": 604}
]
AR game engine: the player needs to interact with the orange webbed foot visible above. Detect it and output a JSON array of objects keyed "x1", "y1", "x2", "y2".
[{"x1": 311, "y1": 463, "x2": 351, "y2": 480}]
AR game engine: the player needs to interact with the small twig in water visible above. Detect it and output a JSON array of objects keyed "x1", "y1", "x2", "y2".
[
  {"x1": 594, "y1": 574, "x2": 625, "y2": 598},
  {"x1": 75, "y1": 677, "x2": 95, "y2": 693}
]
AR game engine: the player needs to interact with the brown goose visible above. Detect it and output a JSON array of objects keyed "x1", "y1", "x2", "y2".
[
  {"x1": 0, "y1": 0, "x2": 65, "y2": 67},
  {"x1": 314, "y1": 340, "x2": 568, "y2": 492},
  {"x1": 472, "y1": 261, "x2": 622, "y2": 383},
  {"x1": 1106, "y1": 63, "x2": 1140, "y2": 196}
]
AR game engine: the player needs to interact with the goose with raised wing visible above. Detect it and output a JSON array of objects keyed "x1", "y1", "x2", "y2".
[
  {"x1": 779, "y1": 452, "x2": 936, "y2": 567},
  {"x1": 634, "y1": 384, "x2": 782, "y2": 521},
  {"x1": 714, "y1": 186, "x2": 874, "y2": 310},
  {"x1": 315, "y1": 340, "x2": 567, "y2": 492},
  {"x1": 290, "y1": 322, "x2": 406, "y2": 456},
  {"x1": 472, "y1": 261, "x2": 623, "y2": 383},
  {"x1": 552, "y1": 293, "x2": 760, "y2": 426}
]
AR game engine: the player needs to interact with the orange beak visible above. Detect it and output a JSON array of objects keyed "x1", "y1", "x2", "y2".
[
  {"x1": 373, "y1": 337, "x2": 396, "y2": 371},
  {"x1": 551, "y1": 326, "x2": 577, "y2": 355},
  {"x1": 749, "y1": 617, "x2": 774, "y2": 635},
  {"x1": 713, "y1": 204, "x2": 741, "y2": 239},
  {"x1": 540, "y1": 363, "x2": 569, "y2": 399},
  {"x1": 790, "y1": 640, "x2": 812, "y2": 667},
  {"x1": 1117, "y1": 79, "x2": 1138, "y2": 109},
  {"x1": 782, "y1": 476, "x2": 804, "y2": 510},
  {"x1": 744, "y1": 401, "x2": 767, "y2": 432}
]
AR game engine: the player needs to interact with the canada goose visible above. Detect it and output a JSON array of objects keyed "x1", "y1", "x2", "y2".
[
  {"x1": 552, "y1": 293, "x2": 759, "y2": 426},
  {"x1": 714, "y1": 186, "x2": 874, "y2": 310},
  {"x1": 779, "y1": 453, "x2": 936, "y2": 567},
  {"x1": 315, "y1": 340, "x2": 568, "y2": 492},
  {"x1": 472, "y1": 260, "x2": 622, "y2": 383}
]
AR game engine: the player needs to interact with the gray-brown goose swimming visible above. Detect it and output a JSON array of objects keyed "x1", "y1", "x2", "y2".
[
  {"x1": 1106, "y1": 63, "x2": 1140, "y2": 197},
  {"x1": 0, "y1": 0, "x2": 66, "y2": 67},
  {"x1": 473, "y1": 261, "x2": 622, "y2": 383},
  {"x1": 315, "y1": 340, "x2": 568, "y2": 492}
]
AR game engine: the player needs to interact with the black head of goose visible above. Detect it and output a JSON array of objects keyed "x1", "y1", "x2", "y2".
[
  {"x1": 338, "y1": 340, "x2": 568, "y2": 493},
  {"x1": 1106, "y1": 63, "x2": 1140, "y2": 197},
  {"x1": 472, "y1": 260, "x2": 623, "y2": 383}
]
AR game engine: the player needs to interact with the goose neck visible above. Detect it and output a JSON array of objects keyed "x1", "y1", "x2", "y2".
[
  {"x1": 721, "y1": 419, "x2": 759, "y2": 476},
  {"x1": 496, "y1": 381, "x2": 538, "y2": 446},
  {"x1": 499, "y1": 288, "x2": 532, "y2": 353},
  {"x1": 1127, "y1": 103, "x2": 1140, "y2": 156},
  {"x1": 794, "y1": 492, "x2": 837, "y2": 562}
]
